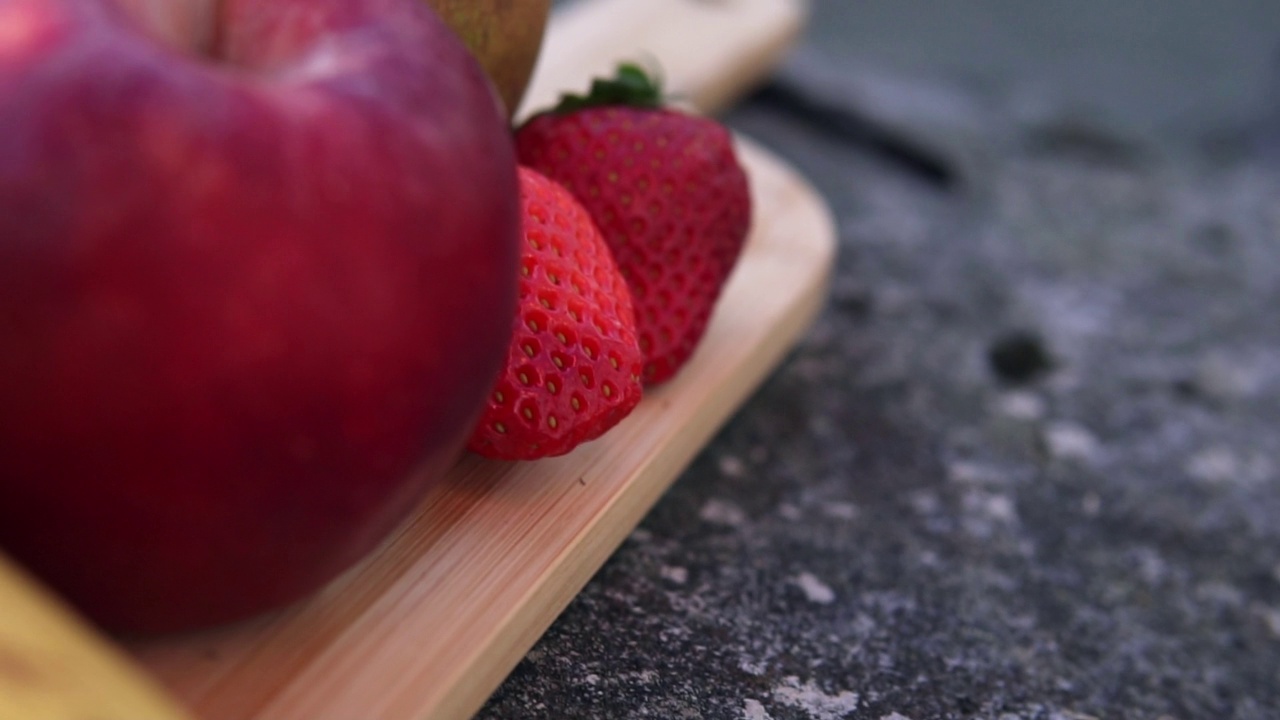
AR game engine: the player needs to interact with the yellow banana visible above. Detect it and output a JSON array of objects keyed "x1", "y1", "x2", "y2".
[{"x1": 0, "y1": 553, "x2": 193, "y2": 720}]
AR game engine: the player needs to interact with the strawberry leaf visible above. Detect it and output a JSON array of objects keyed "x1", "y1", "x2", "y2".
[{"x1": 551, "y1": 63, "x2": 664, "y2": 114}]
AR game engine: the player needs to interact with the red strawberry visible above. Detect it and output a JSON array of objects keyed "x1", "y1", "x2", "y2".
[
  {"x1": 515, "y1": 64, "x2": 752, "y2": 385},
  {"x1": 468, "y1": 167, "x2": 644, "y2": 461}
]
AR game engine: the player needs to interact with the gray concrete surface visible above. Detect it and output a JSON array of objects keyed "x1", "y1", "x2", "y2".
[{"x1": 483, "y1": 3, "x2": 1280, "y2": 718}]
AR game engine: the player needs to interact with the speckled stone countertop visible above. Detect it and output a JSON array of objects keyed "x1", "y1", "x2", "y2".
[{"x1": 478, "y1": 4, "x2": 1280, "y2": 718}]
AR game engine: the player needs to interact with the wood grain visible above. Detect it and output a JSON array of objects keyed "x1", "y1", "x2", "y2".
[{"x1": 125, "y1": 1, "x2": 831, "y2": 718}]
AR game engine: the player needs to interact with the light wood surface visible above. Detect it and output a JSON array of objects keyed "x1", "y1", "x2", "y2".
[
  {"x1": 517, "y1": 0, "x2": 809, "y2": 119},
  {"x1": 125, "y1": 1, "x2": 830, "y2": 719}
]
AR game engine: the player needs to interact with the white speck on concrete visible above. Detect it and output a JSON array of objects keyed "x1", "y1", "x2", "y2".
[
  {"x1": 961, "y1": 490, "x2": 1018, "y2": 535},
  {"x1": 583, "y1": 673, "x2": 600, "y2": 685},
  {"x1": 984, "y1": 493, "x2": 1017, "y2": 522},
  {"x1": 700, "y1": 498, "x2": 747, "y2": 527},
  {"x1": 1196, "y1": 581, "x2": 1245, "y2": 608},
  {"x1": 719, "y1": 454, "x2": 747, "y2": 478},
  {"x1": 880, "y1": 713, "x2": 914, "y2": 720},
  {"x1": 997, "y1": 390, "x2": 1048, "y2": 421},
  {"x1": 772, "y1": 676, "x2": 859, "y2": 720},
  {"x1": 626, "y1": 669, "x2": 658, "y2": 684},
  {"x1": 660, "y1": 565, "x2": 688, "y2": 585},
  {"x1": 1043, "y1": 421, "x2": 1102, "y2": 463},
  {"x1": 792, "y1": 572, "x2": 836, "y2": 604},
  {"x1": 1187, "y1": 446, "x2": 1240, "y2": 484},
  {"x1": 1186, "y1": 446, "x2": 1272, "y2": 485},
  {"x1": 779, "y1": 503, "x2": 803, "y2": 521},
  {"x1": 743, "y1": 699, "x2": 774, "y2": 720},
  {"x1": 1195, "y1": 350, "x2": 1265, "y2": 403},
  {"x1": 821, "y1": 501, "x2": 859, "y2": 521},
  {"x1": 909, "y1": 489, "x2": 941, "y2": 515},
  {"x1": 947, "y1": 460, "x2": 1003, "y2": 486},
  {"x1": 851, "y1": 612, "x2": 878, "y2": 636},
  {"x1": 1133, "y1": 546, "x2": 1168, "y2": 585},
  {"x1": 1252, "y1": 604, "x2": 1280, "y2": 639},
  {"x1": 1081, "y1": 491, "x2": 1102, "y2": 517},
  {"x1": 739, "y1": 656, "x2": 767, "y2": 676}
]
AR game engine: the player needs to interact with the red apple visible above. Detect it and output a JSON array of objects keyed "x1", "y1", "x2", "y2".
[{"x1": 0, "y1": 0, "x2": 520, "y2": 633}]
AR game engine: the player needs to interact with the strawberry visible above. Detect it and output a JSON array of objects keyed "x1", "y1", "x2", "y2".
[
  {"x1": 468, "y1": 167, "x2": 644, "y2": 461},
  {"x1": 515, "y1": 64, "x2": 752, "y2": 385}
]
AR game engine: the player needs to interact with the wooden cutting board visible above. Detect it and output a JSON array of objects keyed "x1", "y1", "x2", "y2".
[{"x1": 122, "y1": 1, "x2": 834, "y2": 719}]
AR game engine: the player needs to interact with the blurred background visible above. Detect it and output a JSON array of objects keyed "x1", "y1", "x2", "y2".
[
  {"x1": 559, "y1": 0, "x2": 1280, "y2": 153},
  {"x1": 801, "y1": 0, "x2": 1279, "y2": 147}
]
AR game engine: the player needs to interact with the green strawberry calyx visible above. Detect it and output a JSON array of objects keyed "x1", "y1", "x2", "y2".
[{"x1": 550, "y1": 63, "x2": 664, "y2": 114}]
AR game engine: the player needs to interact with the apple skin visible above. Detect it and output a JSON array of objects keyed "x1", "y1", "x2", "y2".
[
  {"x1": 425, "y1": 0, "x2": 551, "y2": 117},
  {"x1": 0, "y1": 0, "x2": 519, "y2": 633}
]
